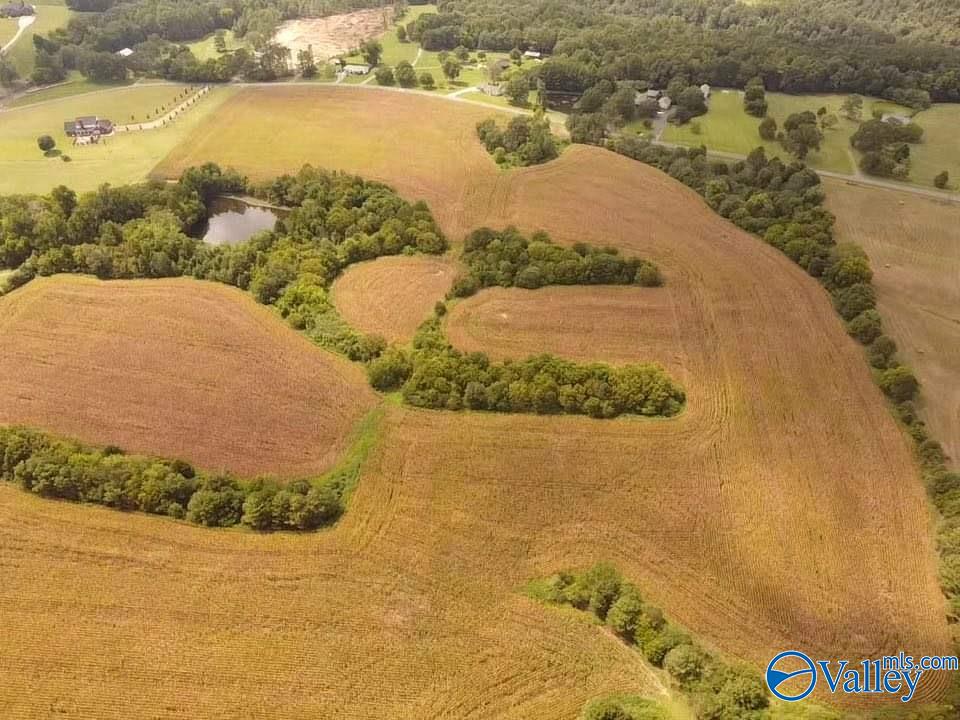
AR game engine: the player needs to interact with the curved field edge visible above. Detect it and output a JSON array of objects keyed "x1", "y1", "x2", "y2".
[{"x1": 0, "y1": 275, "x2": 378, "y2": 478}]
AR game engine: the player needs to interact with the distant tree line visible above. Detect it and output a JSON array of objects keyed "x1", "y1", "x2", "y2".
[
  {"x1": 535, "y1": 564, "x2": 769, "y2": 719},
  {"x1": 450, "y1": 226, "x2": 662, "y2": 297},
  {"x1": 0, "y1": 426, "x2": 344, "y2": 531},
  {"x1": 403, "y1": 0, "x2": 960, "y2": 106},
  {"x1": 30, "y1": 0, "x2": 385, "y2": 85}
]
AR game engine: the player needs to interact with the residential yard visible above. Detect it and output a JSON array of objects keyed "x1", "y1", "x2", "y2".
[
  {"x1": 0, "y1": 84, "x2": 238, "y2": 195},
  {"x1": 662, "y1": 89, "x2": 912, "y2": 175},
  {"x1": 5, "y1": 4, "x2": 72, "y2": 76},
  {"x1": 186, "y1": 30, "x2": 250, "y2": 61}
]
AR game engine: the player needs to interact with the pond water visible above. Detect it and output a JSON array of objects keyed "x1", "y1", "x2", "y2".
[{"x1": 201, "y1": 197, "x2": 284, "y2": 246}]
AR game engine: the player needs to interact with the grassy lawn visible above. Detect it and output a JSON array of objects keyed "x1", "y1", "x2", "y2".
[
  {"x1": 341, "y1": 3, "x2": 436, "y2": 67},
  {"x1": 186, "y1": 30, "x2": 250, "y2": 61},
  {"x1": 6, "y1": 5, "x2": 72, "y2": 76},
  {"x1": 5, "y1": 72, "x2": 136, "y2": 108},
  {"x1": 0, "y1": 84, "x2": 239, "y2": 195},
  {"x1": 0, "y1": 16, "x2": 17, "y2": 47},
  {"x1": 907, "y1": 104, "x2": 960, "y2": 190},
  {"x1": 662, "y1": 89, "x2": 912, "y2": 175}
]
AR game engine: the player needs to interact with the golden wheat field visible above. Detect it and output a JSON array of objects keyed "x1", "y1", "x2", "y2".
[
  {"x1": 0, "y1": 87, "x2": 952, "y2": 717},
  {"x1": 0, "y1": 275, "x2": 376, "y2": 478},
  {"x1": 825, "y1": 179, "x2": 960, "y2": 466},
  {"x1": 332, "y1": 255, "x2": 460, "y2": 344}
]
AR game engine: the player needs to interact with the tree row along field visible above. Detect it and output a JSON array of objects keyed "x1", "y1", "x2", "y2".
[{"x1": 0, "y1": 87, "x2": 949, "y2": 716}]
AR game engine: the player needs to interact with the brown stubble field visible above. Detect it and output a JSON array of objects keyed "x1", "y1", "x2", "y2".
[
  {"x1": 332, "y1": 255, "x2": 460, "y2": 343},
  {"x1": 0, "y1": 275, "x2": 376, "y2": 478},
  {"x1": 0, "y1": 86, "x2": 952, "y2": 716},
  {"x1": 825, "y1": 179, "x2": 960, "y2": 466}
]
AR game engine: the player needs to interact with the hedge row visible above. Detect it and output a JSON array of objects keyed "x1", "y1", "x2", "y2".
[
  {"x1": 450, "y1": 226, "x2": 662, "y2": 297},
  {"x1": 0, "y1": 427, "x2": 344, "y2": 531},
  {"x1": 366, "y1": 313, "x2": 685, "y2": 419},
  {"x1": 536, "y1": 564, "x2": 768, "y2": 720}
]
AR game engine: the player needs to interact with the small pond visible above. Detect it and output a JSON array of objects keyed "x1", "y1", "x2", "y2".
[{"x1": 201, "y1": 197, "x2": 286, "y2": 246}]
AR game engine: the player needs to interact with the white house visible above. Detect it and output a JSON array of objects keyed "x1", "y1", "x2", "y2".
[
  {"x1": 523, "y1": 50, "x2": 542, "y2": 60},
  {"x1": 116, "y1": 47, "x2": 134, "y2": 58},
  {"x1": 343, "y1": 63, "x2": 371, "y2": 75}
]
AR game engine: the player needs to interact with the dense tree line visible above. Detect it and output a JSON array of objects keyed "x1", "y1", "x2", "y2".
[
  {"x1": 0, "y1": 427, "x2": 342, "y2": 531},
  {"x1": 376, "y1": 311, "x2": 685, "y2": 418},
  {"x1": 538, "y1": 564, "x2": 769, "y2": 719},
  {"x1": 475, "y1": 114, "x2": 559, "y2": 168},
  {"x1": 405, "y1": 0, "x2": 960, "y2": 107},
  {"x1": 450, "y1": 226, "x2": 662, "y2": 297}
]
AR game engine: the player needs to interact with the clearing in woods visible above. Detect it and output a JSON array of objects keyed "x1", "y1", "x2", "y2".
[
  {"x1": 332, "y1": 255, "x2": 459, "y2": 344},
  {"x1": 825, "y1": 178, "x2": 960, "y2": 465},
  {"x1": 273, "y1": 7, "x2": 391, "y2": 61},
  {"x1": 0, "y1": 87, "x2": 952, "y2": 715},
  {"x1": 0, "y1": 275, "x2": 376, "y2": 478}
]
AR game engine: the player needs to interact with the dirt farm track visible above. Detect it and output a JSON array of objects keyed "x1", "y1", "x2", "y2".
[{"x1": 0, "y1": 86, "x2": 952, "y2": 717}]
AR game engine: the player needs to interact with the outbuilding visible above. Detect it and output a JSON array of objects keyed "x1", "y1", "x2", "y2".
[
  {"x1": 343, "y1": 63, "x2": 371, "y2": 75},
  {"x1": 116, "y1": 47, "x2": 134, "y2": 58}
]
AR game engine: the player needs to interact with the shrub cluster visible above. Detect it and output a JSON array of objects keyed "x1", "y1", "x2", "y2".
[
  {"x1": 539, "y1": 564, "x2": 769, "y2": 720},
  {"x1": 450, "y1": 226, "x2": 662, "y2": 297},
  {"x1": 387, "y1": 314, "x2": 685, "y2": 419},
  {"x1": 476, "y1": 114, "x2": 559, "y2": 167},
  {"x1": 0, "y1": 427, "x2": 342, "y2": 531}
]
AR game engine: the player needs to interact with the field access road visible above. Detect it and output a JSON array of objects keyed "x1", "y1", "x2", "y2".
[{"x1": 0, "y1": 13, "x2": 35, "y2": 54}]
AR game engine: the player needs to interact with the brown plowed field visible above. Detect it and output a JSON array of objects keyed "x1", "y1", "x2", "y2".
[
  {"x1": 825, "y1": 179, "x2": 960, "y2": 466},
  {"x1": 0, "y1": 275, "x2": 376, "y2": 477},
  {"x1": 0, "y1": 88, "x2": 950, "y2": 717},
  {"x1": 332, "y1": 255, "x2": 460, "y2": 344}
]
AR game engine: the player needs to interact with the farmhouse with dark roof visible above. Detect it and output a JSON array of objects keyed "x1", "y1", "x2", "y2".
[{"x1": 64, "y1": 116, "x2": 114, "y2": 138}]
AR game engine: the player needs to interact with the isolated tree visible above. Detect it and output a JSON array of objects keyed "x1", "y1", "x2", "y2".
[
  {"x1": 935, "y1": 170, "x2": 950, "y2": 189},
  {"x1": 396, "y1": 24, "x2": 407, "y2": 42},
  {"x1": 509, "y1": 47, "x2": 522, "y2": 65},
  {"x1": 780, "y1": 112, "x2": 822, "y2": 159},
  {"x1": 441, "y1": 57, "x2": 461, "y2": 81},
  {"x1": 758, "y1": 116, "x2": 777, "y2": 140},
  {"x1": 453, "y1": 45, "x2": 470, "y2": 62},
  {"x1": 297, "y1": 46, "x2": 316, "y2": 78},
  {"x1": 841, "y1": 94, "x2": 863, "y2": 121},
  {"x1": 419, "y1": 72, "x2": 435, "y2": 90},
  {"x1": 395, "y1": 60, "x2": 417, "y2": 88},
  {"x1": 361, "y1": 39, "x2": 383, "y2": 66},
  {"x1": 505, "y1": 73, "x2": 530, "y2": 105},
  {"x1": 374, "y1": 65, "x2": 395, "y2": 86},
  {"x1": 743, "y1": 76, "x2": 767, "y2": 117},
  {"x1": 37, "y1": 135, "x2": 56, "y2": 154}
]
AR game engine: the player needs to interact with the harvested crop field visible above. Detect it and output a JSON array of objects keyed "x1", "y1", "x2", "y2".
[
  {"x1": 332, "y1": 255, "x2": 460, "y2": 343},
  {"x1": 0, "y1": 275, "x2": 376, "y2": 477},
  {"x1": 273, "y1": 8, "x2": 391, "y2": 60},
  {"x1": 2, "y1": 89, "x2": 952, "y2": 715},
  {"x1": 825, "y1": 179, "x2": 960, "y2": 465},
  {"x1": 445, "y1": 286, "x2": 689, "y2": 377}
]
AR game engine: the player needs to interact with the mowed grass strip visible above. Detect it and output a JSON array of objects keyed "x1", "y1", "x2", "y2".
[
  {"x1": 909, "y1": 104, "x2": 960, "y2": 189},
  {"x1": 0, "y1": 83, "x2": 238, "y2": 195},
  {"x1": 0, "y1": 275, "x2": 377, "y2": 477}
]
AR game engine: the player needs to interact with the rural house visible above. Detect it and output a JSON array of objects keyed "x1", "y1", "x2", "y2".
[
  {"x1": 63, "y1": 116, "x2": 113, "y2": 138},
  {"x1": 343, "y1": 63, "x2": 371, "y2": 75},
  {"x1": 115, "y1": 47, "x2": 134, "y2": 58},
  {"x1": 523, "y1": 50, "x2": 542, "y2": 60}
]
